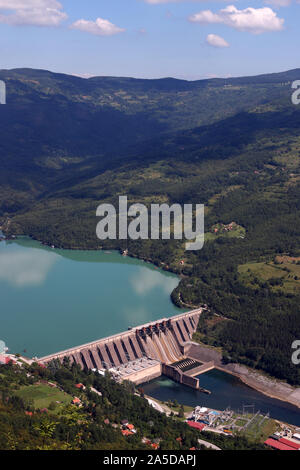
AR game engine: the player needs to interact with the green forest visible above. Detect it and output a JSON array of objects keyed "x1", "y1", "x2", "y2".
[{"x1": 0, "y1": 361, "x2": 266, "y2": 450}]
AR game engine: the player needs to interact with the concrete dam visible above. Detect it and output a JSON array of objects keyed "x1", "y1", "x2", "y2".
[{"x1": 39, "y1": 308, "x2": 213, "y2": 388}]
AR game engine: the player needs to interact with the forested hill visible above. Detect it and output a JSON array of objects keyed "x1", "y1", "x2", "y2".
[
  {"x1": 0, "y1": 66, "x2": 298, "y2": 213},
  {"x1": 0, "y1": 67, "x2": 300, "y2": 386},
  {"x1": 0, "y1": 361, "x2": 266, "y2": 450},
  {"x1": 0, "y1": 66, "x2": 298, "y2": 167}
]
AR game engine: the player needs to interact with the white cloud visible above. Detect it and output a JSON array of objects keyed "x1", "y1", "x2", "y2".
[
  {"x1": 0, "y1": 0, "x2": 67, "y2": 26},
  {"x1": 0, "y1": 249, "x2": 58, "y2": 287},
  {"x1": 189, "y1": 5, "x2": 284, "y2": 34},
  {"x1": 71, "y1": 17, "x2": 125, "y2": 36},
  {"x1": 192, "y1": 10, "x2": 223, "y2": 23},
  {"x1": 206, "y1": 33, "x2": 230, "y2": 47},
  {"x1": 264, "y1": 0, "x2": 291, "y2": 6},
  {"x1": 130, "y1": 268, "x2": 178, "y2": 296}
]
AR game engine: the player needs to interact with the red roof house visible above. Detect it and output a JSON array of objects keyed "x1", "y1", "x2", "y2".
[
  {"x1": 0, "y1": 355, "x2": 16, "y2": 365},
  {"x1": 279, "y1": 438, "x2": 300, "y2": 450},
  {"x1": 75, "y1": 383, "x2": 86, "y2": 390},
  {"x1": 264, "y1": 438, "x2": 296, "y2": 451},
  {"x1": 72, "y1": 397, "x2": 82, "y2": 405},
  {"x1": 37, "y1": 363, "x2": 46, "y2": 369},
  {"x1": 187, "y1": 421, "x2": 206, "y2": 431}
]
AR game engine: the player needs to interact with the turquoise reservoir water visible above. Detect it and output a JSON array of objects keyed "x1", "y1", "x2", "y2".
[
  {"x1": 0, "y1": 237, "x2": 182, "y2": 357},
  {"x1": 142, "y1": 370, "x2": 300, "y2": 426}
]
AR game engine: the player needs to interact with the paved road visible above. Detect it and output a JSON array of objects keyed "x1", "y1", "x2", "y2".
[
  {"x1": 146, "y1": 397, "x2": 164, "y2": 413},
  {"x1": 198, "y1": 439, "x2": 221, "y2": 450}
]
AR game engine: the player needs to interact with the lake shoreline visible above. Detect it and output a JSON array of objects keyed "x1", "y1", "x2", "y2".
[{"x1": 0, "y1": 236, "x2": 181, "y2": 357}]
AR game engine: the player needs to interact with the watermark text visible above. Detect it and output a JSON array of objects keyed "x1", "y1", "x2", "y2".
[
  {"x1": 96, "y1": 196, "x2": 204, "y2": 251},
  {"x1": 0, "y1": 80, "x2": 6, "y2": 105}
]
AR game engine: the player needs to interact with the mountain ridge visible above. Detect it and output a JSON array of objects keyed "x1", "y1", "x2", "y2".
[{"x1": 1, "y1": 66, "x2": 300, "y2": 86}]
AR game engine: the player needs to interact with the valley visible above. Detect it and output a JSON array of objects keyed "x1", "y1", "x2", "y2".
[{"x1": 0, "y1": 67, "x2": 300, "y2": 388}]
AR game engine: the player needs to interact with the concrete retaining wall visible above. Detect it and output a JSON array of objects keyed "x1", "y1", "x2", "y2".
[
  {"x1": 181, "y1": 374, "x2": 199, "y2": 389},
  {"x1": 126, "y1": 363, "x2": 162, "y2": 385}
]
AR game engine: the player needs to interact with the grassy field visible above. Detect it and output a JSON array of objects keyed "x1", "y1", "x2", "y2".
[
  {"x1": 147, "y1": 395, "x2": 194, "y2": 417},
  {"x1": 226, "y1": 411, "x2": 277, "y2": 442},
  {"x1": 165, "y1": 401, "x2": 194, "y2": 414},
  {"x1": 242, "y1": 414, "x2": 277, "y2": 442},
  {"x1": 205, "y1": 223, "x2": 246, "y2": 242},
  {"x1": 15, "y1": 384, "x2": 72, "y2": 410},
  {"x1": 238, "y1": 256, "x2": 300, "y2": 294},
  {"x1": 235, "y1": 419, "x2": 248, "y2": 427}
]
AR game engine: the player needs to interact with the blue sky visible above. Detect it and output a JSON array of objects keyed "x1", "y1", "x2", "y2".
[{"x1": 0, "y1": 0, "x2": 299, "y2": 80}]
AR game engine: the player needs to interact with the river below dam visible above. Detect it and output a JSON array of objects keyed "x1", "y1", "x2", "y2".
[
  {"x1": 142, "y1": 370, "x2": 300, "y2": 426},
  {"x1": 0, "y1": 237, "x2": 181, "y2": 357}
]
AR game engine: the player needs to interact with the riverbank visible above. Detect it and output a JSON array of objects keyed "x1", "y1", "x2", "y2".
[
  {"x1": 142, "y1": 369, "x2": 300, "y2": 426},
  {"x1": 186, "y1": 342, "x2": 300, "y2": 410},
  {"x1": 219, "y1": 364, "x2": 300, "y2": 410}
]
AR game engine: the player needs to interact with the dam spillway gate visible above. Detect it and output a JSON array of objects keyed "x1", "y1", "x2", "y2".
[{"x1": 38, "y1": 308, "x2": 212, "y2": 387}]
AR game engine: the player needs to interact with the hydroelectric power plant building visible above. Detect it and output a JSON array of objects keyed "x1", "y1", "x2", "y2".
[{"x1": 39, "y1": 308, "x2": 214, "y2": 389}]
